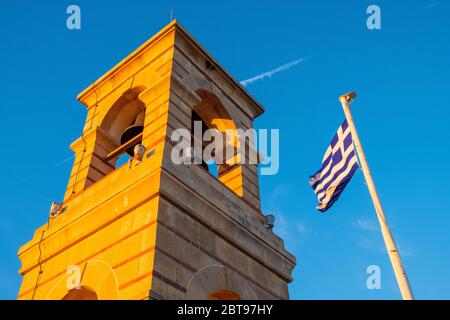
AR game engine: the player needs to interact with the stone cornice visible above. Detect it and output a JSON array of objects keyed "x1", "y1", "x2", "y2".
[{"x1": 76, "y1": 20, "x2": 264, "y2": 119}]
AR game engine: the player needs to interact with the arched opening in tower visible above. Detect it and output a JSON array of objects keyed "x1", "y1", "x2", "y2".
[
  {"x1": 208, "y1": 289, "x2": 240, "y2": 300},
  {"x1": 62, "y1": 286, "x2": 98, "y2": 300}
]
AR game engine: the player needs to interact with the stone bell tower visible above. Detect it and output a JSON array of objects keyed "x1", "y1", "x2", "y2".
[{"x1": 17, "y1": 21, "x2": 296, "y2": 300}]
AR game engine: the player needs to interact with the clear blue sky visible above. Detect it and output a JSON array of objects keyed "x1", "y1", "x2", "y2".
[{"x1": 1, "y1": 0, "x2": 449, "y2": 300}]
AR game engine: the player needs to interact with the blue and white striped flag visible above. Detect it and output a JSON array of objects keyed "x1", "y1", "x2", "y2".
[{"x1": 310, "y1": 119, "x2": 359, "y2": 212}]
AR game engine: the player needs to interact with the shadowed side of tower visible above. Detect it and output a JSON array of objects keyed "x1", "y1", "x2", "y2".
[{"x1": 17, "y1": 21, "x2": 296, "y2": 300}]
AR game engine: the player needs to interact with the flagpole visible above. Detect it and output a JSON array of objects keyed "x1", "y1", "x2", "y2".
[{"x1": 339, "y1": 92, "x2": 414, "y2": 300}]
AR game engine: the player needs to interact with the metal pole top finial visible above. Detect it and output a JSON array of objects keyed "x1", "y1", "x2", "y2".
[{"x1": 339, "y1": 91, "x2": 357, "y2": 103}]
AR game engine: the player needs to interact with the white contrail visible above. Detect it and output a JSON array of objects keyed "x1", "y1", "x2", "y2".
[
  {"x1": 55, "y1": 155, "x2": 75, "y2": 166},
  {"x1": 240, "y1": 56, "x2": 310, "y2": 87},
  {"x1": 15, "y1": 155, "x2": 74, "y2": 185},
  {"x1": 425, "y1": 2, "x2": 438, "y2": 9}
]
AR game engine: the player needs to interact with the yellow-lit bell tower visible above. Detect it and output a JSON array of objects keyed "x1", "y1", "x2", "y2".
[{"x1": 17, "y1": 21, "x2": 296, "y2": 300}]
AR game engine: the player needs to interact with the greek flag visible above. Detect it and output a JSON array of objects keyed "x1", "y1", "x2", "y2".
[{"x1": 310, "y1": 119, "x2": 359, "y2": 212}]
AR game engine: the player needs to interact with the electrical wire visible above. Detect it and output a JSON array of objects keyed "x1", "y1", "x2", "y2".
[{"x1": 30, "y1": 213, "x2": 57, "y2": 299}]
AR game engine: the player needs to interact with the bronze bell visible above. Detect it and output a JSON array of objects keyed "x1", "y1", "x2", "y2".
[{"x1": 120, "y1": 111, "x2": 145, "y2": 156}]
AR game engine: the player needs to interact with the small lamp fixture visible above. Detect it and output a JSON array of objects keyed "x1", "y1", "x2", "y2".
[
  {"x1": 50, "y1": 202, "x2": 62, "y2": 217},
  {"x1": 263, "y1": 214, "x2": 275, "y2": 230},
  {"x1": 133, "y1": 144, "x2": 146, "y2": 161}
]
